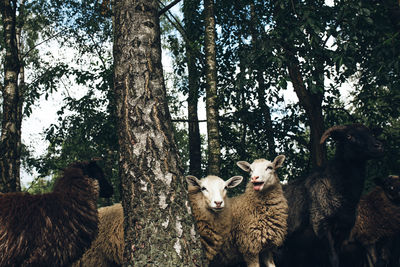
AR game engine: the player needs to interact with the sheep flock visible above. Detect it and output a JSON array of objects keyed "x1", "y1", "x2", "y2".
[{"x1": 3, "y1": 123, "x2": 400, "y2": 267}]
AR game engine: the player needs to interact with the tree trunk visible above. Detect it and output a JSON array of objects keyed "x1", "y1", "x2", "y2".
[
  {"x1": 0, "y1": 0, "x2": 21, "y2": 193},
  {"x1": 250, "y1": 3, "x2": 276, "y2": 159},
  {"x1": 237, "y1": 54, "x2": 248, "y2": 160},
  {"x1": 183, "y1": 0, "x2": 202, "y2": 178},
  {"x1": 204, "y1": 0, "x2": 220, "y2": 176},
  {"x1": 113, "y1": 0, "x2": 205, "y2": 266},
  {"x1": 287, "y1": 55, "x2": 326, "y2": 168}
]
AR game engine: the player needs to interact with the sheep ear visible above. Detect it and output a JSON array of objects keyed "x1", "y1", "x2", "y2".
[
  {"x1": 237, "y1": 161, "x2": 251, "y2": 172},
  {"x1": 186, "y1": 175, "x2": 201, "y2": 188},
  {"x1": 226, "y1": 176, "x2": 243, "y2": 188},
  {"x1": 273, "y1": 155, "x2": 285, "y2": 169},
  {"x1": 320, "y1": 125, "x2": 348, "y2": 144}
]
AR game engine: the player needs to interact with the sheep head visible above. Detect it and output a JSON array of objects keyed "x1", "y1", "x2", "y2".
[
  {"x1": 320, "y1": 124, "x2": 384, "y2": 160},
  {"x1": 375, "y1": 175, "x2": 400, "y2": 204},
  {"x1": 237, "y1": 155, "x2": 285, "y2": 192},
  {"x1": 186, "y1": 175, "x2": 243, "y2": 212},
  {"x1": 68, "y1": 160, "x2": 114, "y2": 198}
]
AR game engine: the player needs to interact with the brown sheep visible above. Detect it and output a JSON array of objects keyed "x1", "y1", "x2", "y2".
[
  {"x1": 211, "y1": 155, "x2": 288, "y2": 267},
  {"x1": 0, "y1": 160, "x2": 113, "y2": 267},
  {"x1": 72, "y1": 203, "x2": 124, "y2": 267},
  {"x1": 342, "y1": 175, "x2": 400, "y2": 267}
]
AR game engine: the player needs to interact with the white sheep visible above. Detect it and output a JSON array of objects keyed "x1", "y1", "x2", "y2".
[
  {"x1": 211, "y1": 155, "x2": 288, "y2": 267},
  {"x1": 186, "y1": 175, "x2": 243, "y2": 263},
  {"x1": 72, "y1": 175, "x2": 243, "y2": 266}
]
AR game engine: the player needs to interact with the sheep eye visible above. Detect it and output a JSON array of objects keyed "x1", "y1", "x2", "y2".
[
  {"x1": 201, "y1": 187, "x2": 207, "y2": 191},
  {"x1": 390, "y1": 186, "x2": 395, "y2": 191},
  {"x1": 267, "y1": 166, "x2": 273, "y2": 170},
  {"x1": 347, "y1": 134, "x2": 353, "y2": 140}
]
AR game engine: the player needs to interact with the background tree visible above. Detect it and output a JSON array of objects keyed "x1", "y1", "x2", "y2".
[
  {"x1": 204, "y1": 0, "x2": 221, "y2": 176},
  {"x1": 1, "y1": 0, "x2": 21, "y2": 192},
  {"x1": 183, "y1": 0, "x2": 203, "y2": 178},
  {"x1": 4, "y1": 0, "x2": 398, "y2": 234},
  {"x1": 19, "y1": 0, "x2": 118, "y2": 203},
  {"x1": 113, "y1": 0, "x2": 205, "y2": 265}
]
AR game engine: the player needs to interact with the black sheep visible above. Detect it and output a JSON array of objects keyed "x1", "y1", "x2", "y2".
[
  {"x1": 0, "y1": 160, "x2": 113, "y2": 267},
  {"x1": 276, "y1": 124, "x2": 384, "y2": 267}
]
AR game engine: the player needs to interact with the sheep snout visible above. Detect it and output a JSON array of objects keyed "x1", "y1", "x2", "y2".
[
  {"x1": 251, "y1": 176, "x2": 259, "y2": 181},
  {"x1": 214, "y1": 201, "x2": 223, "y2": 208}
]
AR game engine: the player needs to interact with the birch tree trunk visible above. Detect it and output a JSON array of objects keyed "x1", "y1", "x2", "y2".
[
  {"x1": 113, "y1": 0, "x2": 205, "y2": 265},
  {"x1": 204, "y1": 0, "x2": 220, "y2": 176},
  {"x1": 0, "y1": 0, "x2": 21, "y2": 193}
]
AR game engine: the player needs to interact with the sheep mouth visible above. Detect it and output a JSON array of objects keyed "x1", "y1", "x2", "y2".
[
  {"x1": 211, "y1": 207, "x2": 224, "y2": 212},
  {"x1": 252, "y1": 181, "x2": 264, "y2": 191}
]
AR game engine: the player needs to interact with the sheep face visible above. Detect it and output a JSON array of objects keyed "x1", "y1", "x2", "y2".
[
  {"x1": 320, "y1": 124, "x2": 384, "y2": 160},
  {"x1": 186, "y1": 175, "x2": 243, "y2": 212},
  {"x1": 237, "y1": 155, "x2": 285, "y2": 192}
]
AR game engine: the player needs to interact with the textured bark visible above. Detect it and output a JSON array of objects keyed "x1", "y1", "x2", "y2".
[
  {"x1": 204, "y1": 0, "x2": 221, "y2": 176},
  {"x1": 0, "y1": 0, "x2": 21, "y2": 193},
  {"x1": 113, "y1": 0, "x2": 206, "y2": 266},
  {"x1": 184, "y1": 0, "x2": 202, "y2": 178},
  {"x1": 287, "y1": 56, "x2": 326, "y2": 168}
]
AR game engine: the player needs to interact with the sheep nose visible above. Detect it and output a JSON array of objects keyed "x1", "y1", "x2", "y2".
[
  {"x1": 251, "y1": 176, "x2": 259, "y2": 182},
  {"x1": 214, "y1": 201, "x2": 223, "y2": 207}
]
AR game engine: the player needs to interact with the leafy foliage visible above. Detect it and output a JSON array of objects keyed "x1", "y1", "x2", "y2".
[{"x1": 13, "y1": 0, "x2": 400, "y2": 197}]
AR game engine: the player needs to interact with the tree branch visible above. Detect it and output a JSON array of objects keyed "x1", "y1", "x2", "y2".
[
  {"x1": 158, "y1": 0, "x2": 181, "y2": 16},
  {"x1": 172, "y1": 119, "x2": 207, "y2": 123},
  {"x1": 156, "y1": 0, "x2": 206, "y2": 66},
  {"x1": 22, "y1": 29, "x2": 67, "y2": 59}
]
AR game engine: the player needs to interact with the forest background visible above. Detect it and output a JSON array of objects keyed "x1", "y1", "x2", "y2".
[{"x1": 1, "y1": 0, "x2": 400, "y2": 203}]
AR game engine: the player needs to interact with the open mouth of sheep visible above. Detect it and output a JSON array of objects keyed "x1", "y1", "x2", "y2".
[{"x1": 252, "y1": 181, "x2": 264, "y2": 191}]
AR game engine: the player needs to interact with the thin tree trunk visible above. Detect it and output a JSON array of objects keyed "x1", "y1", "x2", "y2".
[
  {"x1": 184, "y1": 0, "x2": 202, "y2": 178},
  {"x1": 15, "y1": 0, "x2": 26, "y2": 191},
  {"x1": 287, "y1": 55, "x2": 326, "y2": 168},
  {"x1": 204, "y1": 0, "x2": 220, "y2": 176},
  {"x1": 113, "y1": 0, "x2": 205, "y2": 265},
  {"x1": 0, "y1": 0, "x2": 21, "y2": 193},
  {"x1": 237, "y1": 53, "x2": 248, "y2": 160}
]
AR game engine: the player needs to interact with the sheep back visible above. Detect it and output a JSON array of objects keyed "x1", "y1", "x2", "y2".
[
  {"x1": 351, "y1": 187, "x2": 400, "y2": 245},
  {"x1": 73, "y1": 203, "x2": 124, "y2": 267},
  {"x1": 0, "y1": 167, "x2": 99, "y2": 267},
  {"x1": 188, "y1": 185, "x2": 233, "y2": 261},
  {"x1": 232, "y1": 182, "x2": 288, "y2": 258}
]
